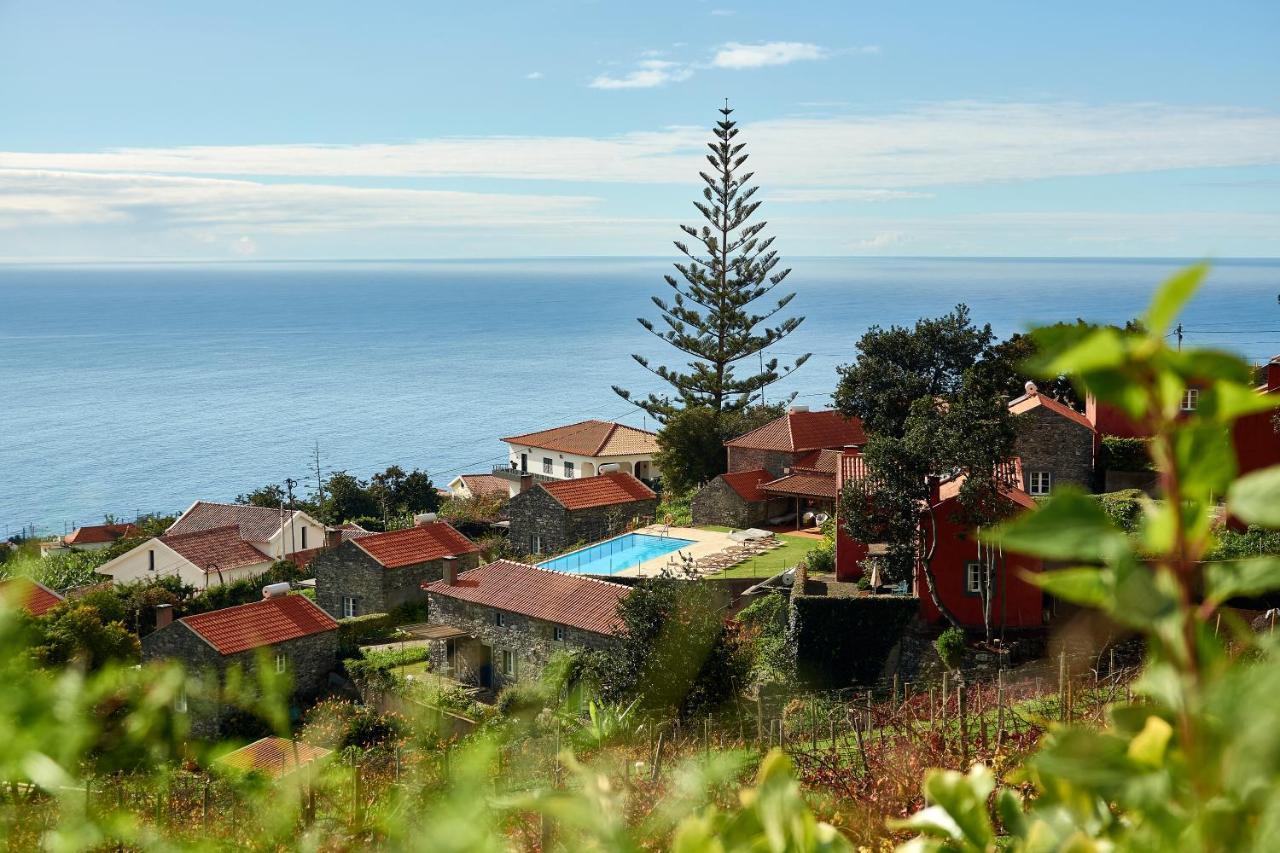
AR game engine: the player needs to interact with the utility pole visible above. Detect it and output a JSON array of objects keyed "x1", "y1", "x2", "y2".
[
  {"x1": 1176, "y1": 323, "x2": 1183, "y2": 352},
  {"x1": 285, "y1": 478, "x2": 298, "y2": 554},
  {"x1": 311, "y1": 442, "x2": 325, "y2": 507}
]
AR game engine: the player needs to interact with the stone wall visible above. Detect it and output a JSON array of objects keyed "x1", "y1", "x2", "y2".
[
  {"x1": 508, "y1": 487, "x2": 656, "y2": 555},
  {"x1": 425, "y1": 592, "x2": 620, "y2": 691},
  {"x1": 1014, "y1": 408, "x2": 1095, "y2": 493},
  {"x1": 313, "y1": 540, "x2": 480, "y2": 618},
  {"x1": 726, "y1": 447, "x2": 796, "y2": 478},
  {"x1": 691, "y1": 476, "x2": 789, "y2": 528},
  {"x1": 142, "y1": 618, "x2": 338, "y2": 737}
]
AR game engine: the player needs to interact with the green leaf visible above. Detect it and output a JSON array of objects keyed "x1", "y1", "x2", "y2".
[
  {"x1": 1173, "y1": 422, "x2": 1236, "y2": 499},
  {"x1": 1126, "y1": 715, "x2": 1173, "y2": 768},
  {"x1": 1038, "y1": 327, "x2": 1130, "y2": 378},
  {"x1": 1227, "y1": 466, "x2": 1280, "y2": 528},
  {"x1": 993, "y1": 490, "x2": 1128, "y2": 562},
  {"x1": 1168, "y1": 348, "x2": 1255, "y2": 387},
  {"x1": 1202, "y1": 379, "x2": 1280, "y2": 423},
  {"x1": 1143, "y1": 263, "x2": 1208, "y2": 338},
  {"x1": 1205, "y1": 557, "x2": 1280, "y2": 603},
  {"x1": 1030, "y1": 568, "x2": 1109, "y2": 607}
]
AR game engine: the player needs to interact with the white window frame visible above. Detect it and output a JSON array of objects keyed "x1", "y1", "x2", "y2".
[
  {"x1": 174, "y1": 687, "x2": 188, "y2": 713},
  {"x1": 542, "y1": 457, "x2": 553, "y2": 474},
  {"x1": 554, "y1": 625, "x2": 566, "y2": 642},
  {"x1": 563, "y1": 460, "x2": 575, "y2": 478},
  {"x1": 300, "y1": 526, "x2": 307, "y2": 549},
  {"x1": 495, "y1": 610, "x2": 506, "y2": 628},
  {"x1": 500, "y1": 649, "x2": 515, "y2": 677},
  {"x1": 1181, "y1": 388, "x2": 1200, "y2": 411},
  {"x1": 1028, "y1": 471, "x2": 1052, "y2": 496},
  {"x1": 965, "y1": 561, "x2": 984, "y2": 595},
  {"x1": 275, "y1": 652, "x2": 287, "y2": 673},
  {"x1": 342, "y1": 596, "x2": 356, "y2": 618}
]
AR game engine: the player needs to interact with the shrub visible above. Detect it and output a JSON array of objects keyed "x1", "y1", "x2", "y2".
[
  {"x1": 934, "y1": 627, "x2": 966, "y2": 671},
  {"x1": 337, "y1": 613, "x2": 395, "y2": 653},
  {"x1": 790, "y1": 595, "x2": 917, "y2": 688},
  {"x1": 495, "y1": 681, "x2": 550, "y2": 719},
  {"x1": 1206, "y1": 524, "x2": 1280, "y2": 561},
  {"x1": 1099, "y1": 435, "x2": 1153, "y2": 472},
  {"x1": 654, "y1": 488, "x2": 694, "y2": 527},
  {"x1": 1096, "y1": 489, "x2": 1145, "y2": 534},
  {"x1": 346, "y1": 646, "x2": 430, "y2": 692}
]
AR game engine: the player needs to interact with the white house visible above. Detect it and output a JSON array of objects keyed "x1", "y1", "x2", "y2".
[
  {"x1": 94, "y1": 501, "x2": 327, "y2": 589},
  {"x1": 445, "y1": 473, "x2": 510, "y2": 501},
  {"x1": 40, "y1": 522, "x2": 140, "y2": 557},
  {"x1": 495, "y1": 420, "x2": 659, "y2": 498},
  {"x1": 95, "y1": 524, "x2": 274, "y2": 589}
]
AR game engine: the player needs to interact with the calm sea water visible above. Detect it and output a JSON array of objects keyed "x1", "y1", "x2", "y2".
[{"x1": 2, "y1": 257, "x2": 1278, "y2": 535}]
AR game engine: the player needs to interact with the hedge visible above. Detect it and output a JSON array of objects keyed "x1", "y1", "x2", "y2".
[
  {"x1": 337, "y1": 613, "x2": 395, "y2": 652},
  {"x1": 1100, "y1": 436, "x2": 1154, "y2": 472},
  {"x1": 1097, "y1": 489, "x2": 1145, "y2": 534},
  {"x1": 790, "y1": 595, "x2": 918, "y2": 688}
]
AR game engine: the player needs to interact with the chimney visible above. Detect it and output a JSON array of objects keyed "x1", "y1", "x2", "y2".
[
  {"x1": 519, "y1": 474, "x2": 533, "y2": 493},
  {"x1": 926, "y1": 474, "x2": 942, "y2": 505},
  {"x1": 154, "y1": 603, "x2": 173, "y2": 629},
  {"x1": 325, "y1": 527, "x2": 341, "y2": 549},
  {"x1": 443, "y1": 555, "x2": 459, "y2": 585},
  {"x1": 789, "y1": 405, "x2": 809, "y2": 414}
]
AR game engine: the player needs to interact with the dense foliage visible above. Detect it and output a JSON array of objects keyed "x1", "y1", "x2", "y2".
[
  {"x1": 613, "y1": 104, "x2": 809, "y2": 420},
  {"x1": 1100, "y1": 434, "x2": 1155, "y2": 472},
  {"x1": 654, "y1": 402, "x2": 785, "y2": 492},
  {"x1": 789, "y1": 595, "x2": 918, "y2": 688}
]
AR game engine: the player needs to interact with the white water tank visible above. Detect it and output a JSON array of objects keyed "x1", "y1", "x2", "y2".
[
  {"x1": 262, "y1": 582, "x2": 291, "y2": 599},
  {"x1": 414, "y1": 512, "x2": 438, "y2": 526}
]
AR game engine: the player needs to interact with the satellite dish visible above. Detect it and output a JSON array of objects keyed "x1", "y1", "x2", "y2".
[{"x1": 1025, "y1": 380, "x2": 1038, "y2": 395}]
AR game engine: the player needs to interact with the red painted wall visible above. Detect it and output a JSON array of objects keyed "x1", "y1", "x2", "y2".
[
  {"x1": 914, "y1": 499, "x2": 1044, "y2": 629},
  {"x1": 834, "y1": 523, "x2": 866, "y2": 582}
]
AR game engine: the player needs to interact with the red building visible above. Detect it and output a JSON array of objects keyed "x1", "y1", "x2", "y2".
[{"x1": 835, "y1": 452, "x2": 1045, "y2": 631}]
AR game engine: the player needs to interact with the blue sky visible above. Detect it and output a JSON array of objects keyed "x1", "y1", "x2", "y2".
[{"x1": 0, "y1": 0, "x2": 1277, "y2": 259}]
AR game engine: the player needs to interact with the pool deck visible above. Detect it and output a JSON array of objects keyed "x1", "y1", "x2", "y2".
[{"x1": 610, "y1": 525, "x2": 737, "y2": 578}]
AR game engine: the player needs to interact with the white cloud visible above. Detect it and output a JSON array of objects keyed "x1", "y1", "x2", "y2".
[
  {"x1": 710, "y1": 8, "x2": 735, "y2": 15},
  {"x1": 525, "y1": 71, "x2": 544, "y2": 80},
  {"x1": 589, "y1": 60, "x2": 693, "y2": 90},
  {"x1": 770, "y1": 188, "x2": 933, "y2": 203},
  {"x1": 711, "y1": 41, "x2": 828, "y2": 69}
]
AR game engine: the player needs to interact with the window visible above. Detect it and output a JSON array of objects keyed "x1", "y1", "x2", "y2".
[
  {"x1": 563, "y1": 460, "x2": 575, "y2": 478},
  {"x1": 148, "y1": 550, "x2": 155, "y2": 572},
  {"x1": 342, "y1": 596, "x2": 357, "y2": 618},
  {"x1": 300, "y1": 526, "x2": 307, "y2": 549},
  {"x1": 1181, "y1": 388, "x2": 1200, "y2": 411},
  {"x1": 965, "y1": 561, "x2": 984, "y2": 595},
  {"x1": 495, "y1": 611, "x2": 506, "y2": 627},
  {"x1": 554, "y1": 625, "x2": 566, "y2": 642},
  {"x1": 499, "y1": 649, "x2": 515, "y2": 677},
  {"x1": 174, "y1": 688, "x2": 188, "y2": 713},
  {"x1": 1028, "y1": 471, "x2": 1052, "y2": 496},
  {"x1": 275, "y1": 652, "x2": 287, "y2": 673},
  {"x1": 532, "y1": 534, "x2": 542, "y2": 555},
  {"x1": 542, "y1": 457, "x2": 553, "y2": 474}
]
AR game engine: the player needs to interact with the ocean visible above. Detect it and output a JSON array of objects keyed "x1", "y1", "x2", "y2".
[{"x1": 2, "y1": 256, "x2": 1278, "y2": 536}]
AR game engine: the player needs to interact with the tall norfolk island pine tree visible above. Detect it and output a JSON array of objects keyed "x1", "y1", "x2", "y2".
[{"x1": 613, "y1": 103, "x2": 810, "y2": 420}]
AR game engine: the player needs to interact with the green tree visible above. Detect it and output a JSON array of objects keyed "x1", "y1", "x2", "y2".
[
  {"x1": 655, "y1": 402, "x2": 786, "y2": 493},
  {"x1": 31, "y1": 603, "x2": 140, "y2": 668},
  {"x1": 895, "y1": 264, "x2": 1280, "y2": 852},
  {"x1": 613, "y1": 104, "x2": 809, "y2": 420},
  {"x1": 235, "y1": 483, "x2": 288, "y2": 508},
  {"x1": 394, "y1": 468, "x2": 441, "y2": 514},
  {"x1": 319, "y1": 470, "x2": 379, "y2": 524}
]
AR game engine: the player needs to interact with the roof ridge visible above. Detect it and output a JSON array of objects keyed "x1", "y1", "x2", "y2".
[
  {"x1": 180, "y1": 591, "x2": 326, "y2": 625},
  {"x1": 460, "y1": 558, "x2": 632, "y2": 588},
  {"x1": 161, "y1": 523, "x2": 242, "y2": 542}
]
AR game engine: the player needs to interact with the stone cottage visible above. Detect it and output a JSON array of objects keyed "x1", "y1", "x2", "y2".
[
  {"x1": 508, "y1": 471, "x2": 657, "y2": 556},
  {"x1": 724, "y1": 406, "x2": 865, "y2": 477},
  {"x1": 311, "y1": 521, "x2": 480, "y2": 619},
  {"x1": 141, "y1": 593, "x2": 338, "y2": 737},
  {"x1": 422, "y1": 559, "x2": 630, "y2": 691},
  {"x1": 691, "y1": 469, "x2": 786, "y2": 528},
  {"x1": 1008, "y1": 383, "x2": 1097, "y2": 496}
]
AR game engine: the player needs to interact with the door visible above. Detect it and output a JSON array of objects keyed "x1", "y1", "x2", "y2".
[
  {"x1": 520, "y1": 453, "x2": 528, "y2": 473},
  {"x1": 478, "y1": 644, "x2": 493, "y2": 688}
]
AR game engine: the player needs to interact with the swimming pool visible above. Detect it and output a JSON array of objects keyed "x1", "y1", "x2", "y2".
[{"x1": 538, "y1": 532, "x2": 696, "y2": 576}]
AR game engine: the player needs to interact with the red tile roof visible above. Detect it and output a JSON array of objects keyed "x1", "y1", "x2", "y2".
[
  {"x1": 721, "y1": 469, "x2": 771, "y2": 502},
  {"x1": 334, "y1": 523, "x2": 373, "y2": 542},
  {"x1": 0, "y1": 577, "x2": 64, "y2": 617},
  {"x1": 64, "y1": 523, "x2": 140, "y2": 545},
  {"x1": 726, "y1": 409, "x2": 865, "y2": 453},
  {"x1": 1008, "y1": 391, "x2": 1094, "y2": 431},
  {"x1": 936, "y1": 459, "x2": 1037, "y2": 511},
  {"x1": 458, "y1": 474, "x2": 510, "y2": 499},
  {"x1": 502, "y1": 420, "x2": 658, "y2": 457},
  {"x1": 795, "y1": 448, "x2": 842, "y2": 473},
  {"x1": 161, "y1": 525, "x2": 272, "y2": 574},
  {"x1": 216, "y1": 736, "x2": 331, "y2": 780},
  {"x1": 761, "y1": 470, "x2": 839, "y2": 500},
  {"x1": 168, "y1": 501, "x2": 301, "y2": 542},
  {"x1": 179, "y1": 594, "x2": 338, "y2": 656},
  {"x1": 424, "y1": 560, "x2": 630, "y2": 636},
  {"x1": 540, "y1": 472, "x2": 657, "y2": 511},
  {"x1": 353, "y1": 522, "x2": 480, "y2": 569}
]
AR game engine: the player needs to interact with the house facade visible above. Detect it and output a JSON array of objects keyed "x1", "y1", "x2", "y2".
[
  {"x1": 445, "y1": 473, "x2": 510, "y2": 501},
  {"x1": 141, "y1": 593, "x2": 339, "y2": 737},
  {"x1": 312, "y1": 521, "x2": 480, "y2": 619},
  {"x1": 724, "y1": 407, "x2": 865, "y2": 477},
  {"x1": 167, "y1": 501, "x2": 327, "y2": 561},
  {"x1": 422, "y1": 559, "x2": 629, "y2": 691},
  {"x1": 691, "y1": 469, "x2": 787, "y2": 528},
  {"x1": 95, "y1": 524, "x2": 275, "y2": 589},
  {"x1": 494, "y1": 420, "x2": 659, "y2": 497},
  {"x1": 508, "y1": 472, "x2": 657, "y2": 556},
  {"x1": 1008, "y1": 383, "x2": 1097, "y2": 496}
]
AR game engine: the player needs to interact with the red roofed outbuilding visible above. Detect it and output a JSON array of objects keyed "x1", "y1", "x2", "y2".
[
  {"x1": 508, "y1": 472, "x2": 658, "y2": 556},
  {"x1": 423, "y1": 560, "x2": 631, "y2": 690},
  {"x1": 0, "y1": 577, "x2": 65, "y2": 617},
  {"x1": 310, "y1": 521, "x2": 481, "y2": 619},
  {"x1": 142, "y1": 593, "x2": 338, "y2": 737}
]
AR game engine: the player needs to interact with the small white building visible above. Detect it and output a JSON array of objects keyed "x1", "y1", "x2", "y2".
[
  {"x1": 445, "y1": 473, "x2": 511, "y2": 501},
  {"x1": 94, "y1": 501, "x2": 327, "y2": 589},
  {"x1": 495, "y1": 420, "x2": 658, "y2": 498},
  {"x1": 40, "y1": 522, "x2": 140, "y2": 557}
]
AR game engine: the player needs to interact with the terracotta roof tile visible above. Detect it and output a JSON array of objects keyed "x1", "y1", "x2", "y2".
[
  {"x1": 168, "y1": 501, "x2": 298, "y2": 542},
  {"x1": 424, "y1": 560, "x2": 630, "y2": 635},
  {"x1": 353, "y1": 522, "x2": 479, "y2": 569},
  {"x1": 760, "y1": 470, "x2": 839, "y2": 499},
  {"x1": 161, "y1": 525, "x2": 272, "y2": 574},
  {"x1": 726, "y1": 410, "x2": 865, "y2": 453},
  {"x1": 795, "y1": 448, "x2": 842, "y2": 473},
  {"x1": 0, "y1": 577, "x2": 64, "y2": 617},
  {"x1": 936, "y1": 459, "x2": 1037, "y2": 511},
  {"x1": 540, "y1": 472, "x2": 656, "y2": 511},
  {"x1": 458, "y1": 474, "x2": 510, "y2": 499},
  {"x1": 721, "y1": 469, "x2": 771, "y2": 502},
  {"x1": 502, "y1": 420, "x2": 658, "y2": 457},
  {"x1": 64, "y1": 523, "x2": 139, "y2": 545},
  {"x1": 334, "y1": 523, "x2": 373, "y2": 542},
  {"x1": 216, "y1": 737, "x2": 332, "y2": 780},
  {"x1": 1008, "y1": 392, "x2": 1095, "y2": 431},
  {"x1": 179, "y1": 595, "x2": 338, "y2": 656}
]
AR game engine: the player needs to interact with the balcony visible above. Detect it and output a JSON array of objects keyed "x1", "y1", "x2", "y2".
[{"x1": 491, "y1": 465, "x2": 559, "y2": 486}]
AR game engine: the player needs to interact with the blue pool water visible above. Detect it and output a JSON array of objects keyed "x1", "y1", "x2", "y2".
[{"x1": 538, "y1": 533, "x2": 696, "y2": 576}]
